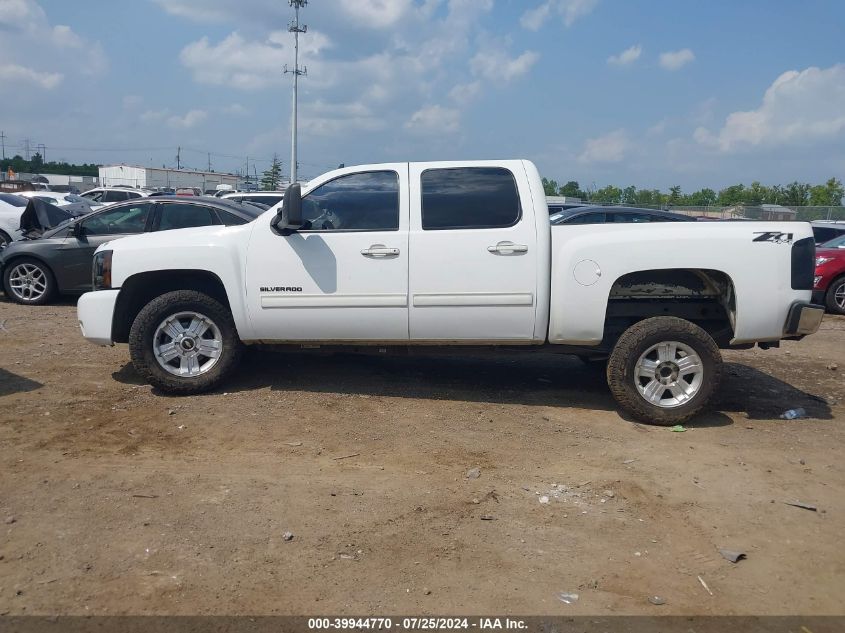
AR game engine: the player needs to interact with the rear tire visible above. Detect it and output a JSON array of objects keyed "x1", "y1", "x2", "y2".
[
  {"x1": 825, "y1": 276, "x2": 845, "y2": 315},
  {"x1": 129, "y1": 290, "x2": 242, "y2": 394},
  {"x1": 2, "y1": 257, "x2": 56, "y2": 305},
  {"x1": 607, "y1": 316, "x2": 722, "y2": 425}
]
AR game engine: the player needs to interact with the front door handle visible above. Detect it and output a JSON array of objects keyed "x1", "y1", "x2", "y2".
[
  {"x1": 487, "y1": 241, "x2": 528, "y2": 254},
  {"x1": 361, "y1": 245, "x2": 400, "y2": 258}
]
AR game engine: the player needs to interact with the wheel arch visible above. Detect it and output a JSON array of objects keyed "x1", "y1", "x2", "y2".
[
  {"x1": 112, "y1": 269, "x2": 233, "y2": 344},
  {"x1": 603, "y1": 268, "x2": 738, "y2": 348}
]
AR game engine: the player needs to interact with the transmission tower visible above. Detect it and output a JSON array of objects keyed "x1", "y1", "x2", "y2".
[{"x1": 284, "y1": 0, "x2": 308, "y2": 184}]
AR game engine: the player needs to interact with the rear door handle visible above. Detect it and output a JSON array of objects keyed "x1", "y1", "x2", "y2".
[
  {"x1": 361, "y1": 245, "x2": 400, "y2": 258},
  {"x1": 487, "y1": 241, "x2": 528, "y2": 254}
]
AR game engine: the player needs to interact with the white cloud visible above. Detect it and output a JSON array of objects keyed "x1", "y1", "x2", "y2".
[
  {"x1": 659, "y1": 48, "x2": 695, "y2": 71},
  {"x1": 337, "y1": 0, "x2": 413, "y2": 28},
  {"x1": 0, "y1": 1, "x2": 107, "y2": 80},
  {"x1": 406, "y1": 105, "x2": 460, "y2": 134},
  {"x1": 167, "y1": 110, "x2": 208, "y2": 129},
  {"x1": 179, "y1": 30, "x2": 332, "y2": 90},
  {"x1": 449, "y1": 80, "x2": 482, "y2": 106},
  {"x1": 520, "y1": 0, "x2": 599, "y2": 30},
  {"x1": 694, "y1": 64, "x2": 845, "y2": 153},
  {"x1": 223, "y1": 103, "x2": 248, "y2": 116},
  {"x1": 607, "y1": 44, "x2": 641, "y2": 67},
  {"x1": 300, "y1": 101, "x2": 386, "y2": 137},
  {"x1": 471, "y1": 48, "x2": 540, "y2": 82},
  {"x1": 141, "y1": 109, "x2": 168, "y2": 123},
  {"x1": 578, "y1": 129, "x2": 630, "y2": 163},
  {"x1": 0, "y1": 62, "x2": 62, "y2": 89}
]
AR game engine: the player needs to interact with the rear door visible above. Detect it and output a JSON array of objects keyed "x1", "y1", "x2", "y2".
[
  {"x1": 408, "y1": 163, "x2": 538, "y2": 341},
  {"x1": 59, "y1": 202, "x2": 155, "y2": 292},
  {"x1": 245, "y1": 166, "x2": 410, "y2": 341}
]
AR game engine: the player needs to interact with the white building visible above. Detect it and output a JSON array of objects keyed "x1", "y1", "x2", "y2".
[{"x1": 99, "y1": 165, "x2": 242, "y2": 191}]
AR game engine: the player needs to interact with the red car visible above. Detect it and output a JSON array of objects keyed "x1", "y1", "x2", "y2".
[{"x1": 813, "y1": 233, "x2": 845, "y2": 314}]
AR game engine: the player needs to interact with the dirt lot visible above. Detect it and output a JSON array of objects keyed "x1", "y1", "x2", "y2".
[{"x1": 0, "y1": 298, "x2": 843, "y2": 616}]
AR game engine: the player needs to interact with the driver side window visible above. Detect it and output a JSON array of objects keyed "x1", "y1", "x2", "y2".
[
  {"x1": 301, "y1": 171, "x2": 399, "y2": 231},
  {"x1": 81, "y1": 203, "x2": 152, "y2": 236}
]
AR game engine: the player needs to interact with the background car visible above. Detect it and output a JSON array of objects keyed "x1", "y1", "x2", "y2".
[
  {"x1": 15, "y1": 191, "x2": 96, "y2": 217},
  {"x1": 811, "y1": 221, "x2": 845, "y2": 245},
  {"x1": 79, "y1": 187, "x2": 150, "y2": 209},
  {"x1": 0, "y1": 197, "x2": 264, "y2": 305},
  {"x1": 222, "y1": 191, "x2": 285, "y2": 207},
  {"x1": 549, "y1": 205, "x2": 697, "y2": 225},
  {"x1": 0, "y1": 193, "x2": 30, "y2": 249},
  {"x1": 813, "y1": 233, "x2": 845, "y2": 314}
]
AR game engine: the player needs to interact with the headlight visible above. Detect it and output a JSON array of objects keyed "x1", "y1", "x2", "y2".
[
  {"x1": 815, "y1": 256, "x2": 833, "y2": 266},
  {"x1": 92, "y1": 250, "x2": 113, "y2": 290}
]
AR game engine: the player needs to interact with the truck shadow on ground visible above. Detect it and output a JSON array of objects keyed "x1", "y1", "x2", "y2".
[
  {"x1": 0, "y1": 368, "x2": 43, "y2": 397},
  {"x1": 113, "y1": 351, "x2": 834, "y2": 425}
]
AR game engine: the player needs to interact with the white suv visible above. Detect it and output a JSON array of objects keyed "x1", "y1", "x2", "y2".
[{"x1": 80, "y1": 187, "x2": 150, "y2": 209}]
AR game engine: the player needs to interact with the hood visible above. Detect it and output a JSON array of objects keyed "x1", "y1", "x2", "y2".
[{"x1": 19, "y1": 198, "x2": 74, "y2": 238}]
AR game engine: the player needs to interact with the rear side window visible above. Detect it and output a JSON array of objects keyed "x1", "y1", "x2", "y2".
[
  {"x1": 421, "y1": 167, "x2": 521, "y2": 230},
  {"x1": 610, "y1": 212, "x2": 661, "y2": 223},
  {"x1": 216, "y1": 210, "x2": 248, "y2": 226},
  {"x1": 127, "y1": 191, "x2": 143, "y2": 199},
  {"x1": 566, "y1": 212, "x2": 606, "y2": 224},
  {"x1": 0, "y1": 193, "x2": 27, "y2": 207},
  {"x1": 102, "y1": 190, "x2": 129, "y2": 203},
  {"x1": 246, "y1": 195, "x2": 283, "y2": 206},
  {"x1": 158, "y1": 204, "x2": 217, "y2": 230}
]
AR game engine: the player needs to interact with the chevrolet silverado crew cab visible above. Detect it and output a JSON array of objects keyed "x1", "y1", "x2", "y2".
[{"x1": 77, "y1": 160, "x2": 824, "y2": 424}]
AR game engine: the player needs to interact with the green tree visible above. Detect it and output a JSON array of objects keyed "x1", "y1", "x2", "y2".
[
  {"x1": 541, "y1": 177, "x2": 559, "y2": 196},
  {"x1": 667, "y1": 185, "x2": 683, "y2": 206},
  {"x1": 809, "y1": 177, "x2": 845, "y2": 206},
  {"x1": 686, "y1": 188, "x2": 717, "y2": 206},
  {"x1": 783, "y1": 181, "x2": 811, "y2": 206},
  {"x1": 30, "y1": 152, "x2": 44, "y2": 172},
  {"x1": 591, "y1": 184, "x2": 623, "y2": 204},
  {"x1": 717, "y1": 184, "x2": 746, "y2": 206},
  {"x1": 261, "y1": 154, "x2": 283, "y2": 191},
  {"x1": 559, "y1": 180, "x2": 585, "y2": 199}
]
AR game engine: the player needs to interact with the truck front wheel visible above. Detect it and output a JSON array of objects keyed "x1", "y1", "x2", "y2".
[
  {"x1": 128, "y1": 290, "x2": 242, "y2": 394},
  {"x1": 606, "y1": 316, "x2": 722, "y2": 425}
]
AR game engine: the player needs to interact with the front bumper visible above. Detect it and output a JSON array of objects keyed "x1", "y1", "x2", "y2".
[
  {"x1": 77, "y1": 290, "x2": 120, "y2": 346},
  {"x1": 784, "y1": 301, "x2": 825, "y2": 337}
]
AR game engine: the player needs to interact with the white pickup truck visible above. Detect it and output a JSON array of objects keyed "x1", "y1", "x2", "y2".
[{"x1": 77, "y1": 160, "x2": 823, "y2": 424}]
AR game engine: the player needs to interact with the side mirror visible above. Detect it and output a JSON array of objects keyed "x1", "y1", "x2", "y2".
[
  {"x1": 273, "y1": 184, "x2": 303, "y2": 235},
  {"x1": 72, "y1": 222, "x2": 85, "y2": 238}
]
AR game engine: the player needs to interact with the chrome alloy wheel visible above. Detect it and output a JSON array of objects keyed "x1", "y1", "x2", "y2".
[
  {"x1": 8, "y1": 263, "x2": 48, "y2": 302},
  {"x1": 153, "y1": 311, "x2": 223, "y2": 377},
  {"x1": 634, "y1": 341, "x2": 704, "y2": 409},
  {"x1": 835, "y1": 282, "x2": 845, "y2": 311}
]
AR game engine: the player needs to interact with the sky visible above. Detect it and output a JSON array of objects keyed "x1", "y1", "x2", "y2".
[{"x1": 0, "y1": 0, "x2": 844, "y2": 190}]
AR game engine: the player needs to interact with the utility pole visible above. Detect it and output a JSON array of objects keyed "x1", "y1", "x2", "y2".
[
  {"x1": 285, "y1": 0, "x2": 308, "y2": 184},
  {"x1": 0, "y1": 131, "x2": 6, "y2": 160},
  {"x1": 23, "y1": 139, "x2": 31, "y2": 161},
  {"x1": 208, "y1": 152, "x2": 212, "y2": 172},
  {"x1": 176, "y1": 146, "x2": 182, "y2": 170},
  {"x1": 37, "y1": 143, "x2": 46, "y2": 163}
]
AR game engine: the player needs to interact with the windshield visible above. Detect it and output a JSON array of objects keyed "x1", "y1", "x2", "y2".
[
  {"x1": 0, "y1": 193, "x2": 28, "y2": 207},
  {"x1": 821, "y1": 234, "x2": 845, "y2": 248}
]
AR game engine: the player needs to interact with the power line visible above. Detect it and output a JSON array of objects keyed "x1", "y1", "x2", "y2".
[{"x1": 285, "y1": 0, "x2": 308, "y2": 184}]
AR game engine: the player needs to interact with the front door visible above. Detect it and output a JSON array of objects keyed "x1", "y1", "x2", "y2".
[
  {"x1": 408, "y1": 162, "x2": 538, "y2": 341},
  {"x1": 245, "y1": 166, "x2": 410, "y2": 341},
  {"x1": 60, "y1": 201, "x2": 155, "y2": 292}
]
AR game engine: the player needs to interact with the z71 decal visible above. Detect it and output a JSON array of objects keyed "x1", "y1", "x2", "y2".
[{"x1": 753, "y1": 232, "x2": 793, "y2": 244}]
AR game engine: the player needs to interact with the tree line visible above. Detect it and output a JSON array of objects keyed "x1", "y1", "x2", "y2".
[
  {"x1": 543, "y1": 177, "x2": 845, "y2": 208},
  {"x1": 1, "y1": 153, "x2": 99, "y2": 177}
]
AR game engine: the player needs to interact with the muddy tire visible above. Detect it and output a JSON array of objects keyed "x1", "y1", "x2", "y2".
[
  {"x1": 607, "y1": 316, "x2": 722, "y2": 425},
  {"x1": 2, "y1": 257, "x2": 56, "y2": 305},
  {"x1": 129, "y1": 290, "x2": 242, "y2": 394},
  {"x1": 825, "y1": 276, "x2": 845, "y2": 315}
]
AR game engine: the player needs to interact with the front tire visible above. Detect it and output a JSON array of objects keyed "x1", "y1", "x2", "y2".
[
  {"x1": 129, "y1": 290, "x2": 242, "y2": 394},
  {"x1": 607, "y1": 316, "x2": 722, "y2": 425},
  {"x1": 2, "y1": 257, "x2": 56, "y2": 305},
  {"x1": 825, "y1": 276, "x2": 845, "y2": 315}
]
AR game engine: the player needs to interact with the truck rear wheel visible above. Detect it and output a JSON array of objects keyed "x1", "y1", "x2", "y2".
[
  {"x1": 606, "y1": 316, "x2": 722, "y2": 425},
  {"x1": 129, "y1": 290, "x2": 242, "y2": 394}
]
